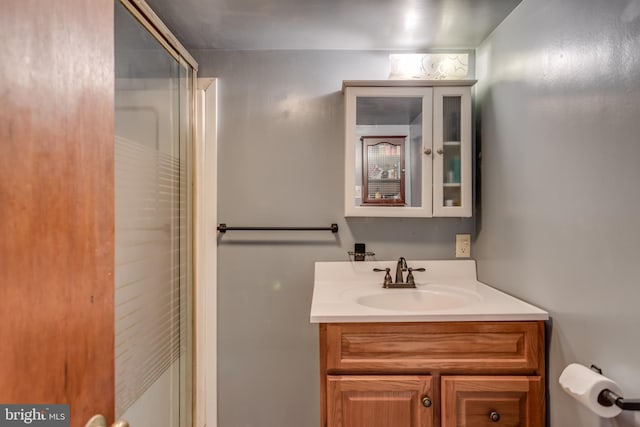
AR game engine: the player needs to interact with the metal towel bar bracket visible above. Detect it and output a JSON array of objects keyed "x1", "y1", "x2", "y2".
[{"x1": 217, "y1": 223, "x2": 339, "y2": 233}]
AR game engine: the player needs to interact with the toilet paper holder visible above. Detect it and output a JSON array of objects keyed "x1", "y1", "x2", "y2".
[{"x1": 591, "y1": 365, "x2": 640, "y2": 411}]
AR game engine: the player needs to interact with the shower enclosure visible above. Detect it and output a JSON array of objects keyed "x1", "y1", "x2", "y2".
[{"x1": 114, "y1": 1, "x2": 197, "y2": 425}]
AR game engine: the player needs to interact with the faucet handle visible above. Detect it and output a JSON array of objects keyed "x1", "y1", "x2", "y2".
[
  {"x1": 406, "y1": 267, "x2": 426, "y2": 286},
  {"x1": 373, "y1": 268, "x2": 393, "y2": 288}
]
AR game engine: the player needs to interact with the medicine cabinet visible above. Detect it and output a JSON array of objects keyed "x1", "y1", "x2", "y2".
[{"x1": 344, "y1": 81, "x2": 475, "y2": 217}]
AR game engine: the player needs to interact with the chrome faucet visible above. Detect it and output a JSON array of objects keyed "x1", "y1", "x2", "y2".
[{"x1": 395, "y1": 257, "x2": 408, "y2": 284}]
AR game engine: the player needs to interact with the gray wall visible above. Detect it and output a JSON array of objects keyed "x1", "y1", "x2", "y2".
[
  {"x1": 474, "y1": 0, "x2": 640, "y2": 426},
  {"x1": 195, "y1": 50, "x2": 474, "y2": 427}
]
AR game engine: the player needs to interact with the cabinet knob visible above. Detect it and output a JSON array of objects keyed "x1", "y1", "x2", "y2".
[
  {"x1": 421, "y1": 397, "x2": 432, "y2": 408},
  {"x1": 424, "y1": 148, "x2": 432, "y2": 155},
  {"x1": 436, "y1": 148, "x2": 444, "y2": 155},
  {"x1": 489, "y1": 411, "x2": 500, "y2": 422}
]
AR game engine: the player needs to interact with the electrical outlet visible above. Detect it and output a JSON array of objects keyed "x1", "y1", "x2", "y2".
[{"x1": 456, "y1": 234, "x2": 471, "y2": 258}]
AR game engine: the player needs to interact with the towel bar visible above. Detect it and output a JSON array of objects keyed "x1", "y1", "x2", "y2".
[{"x1": 217, "y1": 223, "x2": 339, "y2": 233}]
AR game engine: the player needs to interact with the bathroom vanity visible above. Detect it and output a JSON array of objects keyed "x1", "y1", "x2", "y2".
[{"x1": 310, "y1": 261, "x2": 548, "y2": 427}]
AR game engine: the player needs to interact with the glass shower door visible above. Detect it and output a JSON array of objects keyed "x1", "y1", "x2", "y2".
[{"x1": 114, "y1": 1, "x2": 193, "y2": 426}]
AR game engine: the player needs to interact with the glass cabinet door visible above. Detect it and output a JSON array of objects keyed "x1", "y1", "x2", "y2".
[{"x1": 433, "y1": 86, "x2": 472, "y2": 217}]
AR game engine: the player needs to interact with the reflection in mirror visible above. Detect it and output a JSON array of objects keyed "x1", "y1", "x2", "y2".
[{"x1": 354, "y1": 97, "x2": 423, "y2": 207}]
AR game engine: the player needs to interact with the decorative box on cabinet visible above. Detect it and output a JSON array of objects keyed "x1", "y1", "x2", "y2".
[
  {"x1": 319, "y1": 321, "x2": 545, "y2": 427},
  {"x1": 343, "y1": 80, "x2": 475, "y2": 218}
]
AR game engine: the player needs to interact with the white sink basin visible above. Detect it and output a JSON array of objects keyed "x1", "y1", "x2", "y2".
[{"x1": 356, "y1": 287, "x2": 480, "y2": 311}]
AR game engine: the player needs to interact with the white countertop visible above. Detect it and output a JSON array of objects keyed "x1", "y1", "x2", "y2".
[{"x1": 310, "y1": 260, "x2": 549, "y2": 323}]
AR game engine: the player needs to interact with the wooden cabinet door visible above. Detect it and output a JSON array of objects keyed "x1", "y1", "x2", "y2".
[
  {"x1": 441, "y1": 376, "x2": 544, "y2": 427},
  {"x1": 327, "y1": 375, "x2": 434, "y2": 427}
]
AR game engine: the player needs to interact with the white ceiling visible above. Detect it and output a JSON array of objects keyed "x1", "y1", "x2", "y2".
[{"x1": 144, "y1": 0, "x2": 522, "y2": 51}]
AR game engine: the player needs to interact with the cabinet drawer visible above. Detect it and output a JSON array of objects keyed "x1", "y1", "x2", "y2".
[
  {"x1": 441, "y1": 376, "x2": 544, "y2": 427},
  {"x1": 323, "y1": 322, "x2": 544, "y2": 373}
]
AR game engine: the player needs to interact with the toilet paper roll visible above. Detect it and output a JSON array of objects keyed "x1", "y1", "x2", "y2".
[{"x1": 559, "y1": 363, "x2": 623, "y2": 418}]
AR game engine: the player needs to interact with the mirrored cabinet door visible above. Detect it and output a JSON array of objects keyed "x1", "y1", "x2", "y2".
[
  {"x1": 345, "y1": 86, "x2": 433, "y2": 217},
  {"x1": 433, "y1": 86, "x2": 472, "y2": 217}
]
